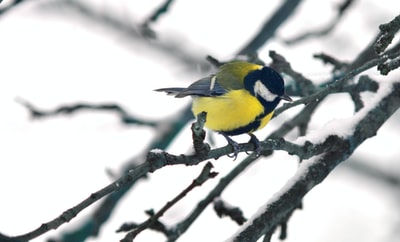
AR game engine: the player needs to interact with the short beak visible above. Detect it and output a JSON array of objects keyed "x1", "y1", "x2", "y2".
[{"x1": 280, "y1": 94, "x2": 293, "y2": 102}]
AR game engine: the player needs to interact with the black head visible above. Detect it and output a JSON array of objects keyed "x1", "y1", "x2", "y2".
[{"x1": 244, "y1": 66, "x2": 290, "y2": 113}]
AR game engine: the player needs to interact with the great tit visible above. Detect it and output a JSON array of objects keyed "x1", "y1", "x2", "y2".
[{"x1": 156, "y1": 61, "x2": 292, "y2": 158}]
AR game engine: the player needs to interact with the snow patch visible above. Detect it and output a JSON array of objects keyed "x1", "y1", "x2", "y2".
[{"x1": 295, "y1": 80, "x2": 397, "y2": 145}]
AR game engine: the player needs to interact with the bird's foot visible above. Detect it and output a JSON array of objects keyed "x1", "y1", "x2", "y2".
[
  {"x1": 221, "y1": 133, "x2": 240, "y2": 160},
  {"x1": 246, "y1": 133, "x2": 262, "y2": 157}
]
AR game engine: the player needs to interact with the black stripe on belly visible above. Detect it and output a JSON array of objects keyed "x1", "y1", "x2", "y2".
[{"x1": 218, "y1": 113, "x2": 266, "y2": 136}]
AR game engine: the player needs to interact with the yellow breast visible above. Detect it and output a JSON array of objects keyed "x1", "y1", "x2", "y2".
[{"x1": 192, "y1": 90, "x2": 273, "y2": 134}]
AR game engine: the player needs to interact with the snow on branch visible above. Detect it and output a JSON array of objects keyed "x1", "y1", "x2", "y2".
[
  {"x1": 12, "y1": 79, "x2": 398, "y2": 242},
  {"x1": 228, "y1": 81, "x2": 400, "y2": 242}
]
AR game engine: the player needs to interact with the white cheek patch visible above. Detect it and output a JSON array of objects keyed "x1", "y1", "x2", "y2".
[{"x1": 254, "y1": 80, "x2": 278, "y2": 102}]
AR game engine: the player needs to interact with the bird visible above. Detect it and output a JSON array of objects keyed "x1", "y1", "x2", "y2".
[{"x1": 155, "y1": 61, "x2": 292, "y2": 159}]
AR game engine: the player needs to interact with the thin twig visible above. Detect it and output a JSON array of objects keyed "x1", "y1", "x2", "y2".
[
  {"x1": 16, "y1": 98, "x2": 159, "y2": 127},
  {"x1": 274, "y1": 53, "x2": 390, "y2": 116},
  {"x1": 120, "y1": 162, "x2": 218, "y2": 241},
  {"x1": 283, "y1": 0, "x2": 355, "y2": 45},
  {"x1": 140, "y1": 0, "x2": 176, "y2": 38}
]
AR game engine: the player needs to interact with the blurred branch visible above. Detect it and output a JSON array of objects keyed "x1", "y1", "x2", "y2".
[
  {"x1": 16, "y1": 98, "x2": 159, "y2": 127},
  {"x1": 206, "y1": 55, "x2": 224, "y2": 68},
  {"x1": 283, "y1": 0, "x2": 355, "y2": 45},
  {"x1": 237, "y1": 0, "x2": 303, "y2": 55},
  {"x1": 213, "y1": 198, "x2": 247, "y2": 225},
  {"x1": 144, "y1": 0, "x2": 175, "y2": 25},
  {"x1": 0, "y1": 0, "x2": 26, "y2": 16},
  {"x1": 269, "y1": 50, "x2": 316, "y2": 96},
  {"x1": 38, "y1": 0, "x2": 209, "y2": 72},
  {"x1": 141, "y1": 0, "x2": 176, "y2": 38},
  {"x1": 313, "y1": 52, "x2": 349, "y2": 72},
  {"x1": 119, "y1": 162, "x2": 218, "y2": 241},
  {"x1": 346, "y1": 159, "x2": 400, "y2": 188}
]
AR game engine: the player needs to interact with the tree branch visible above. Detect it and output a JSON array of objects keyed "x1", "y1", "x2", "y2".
[
  {"x1": 228, "y1": 81, "x2": 400, "y2": 242},
  {"x1": 120, "y1": 161, "x2": 218, "y2": 241},
  {"x1": 141, "y1": 0, "x2": 176, "y2": 38},
  {"x1": 37, "y1": 0, "x2": 208, "y2": 71},
  {"x1": 237, "y1": 0, "x2": 303, "y2": 55},
  {"x1": 213, "y1": 198, "x2": 247, "y2": 225},
  {"x1": 351, "y1": 14, "x2": 400, "y2": 70},
  {"x1": 0, "y1": 0, "x2": 27, "y2": 16},
  {"x1": 16, "y1": 98, "x2": 159, "y2": 127},
  {"x1": 375, "y1": 14, "x2": 400, "y2": 54},
  {"x1": 35, "y1": 107, "x2": 192, "y2": 242},
  {"x1": 283, "y1": 0, "x2": 355, "y2": 45},
  {"x1": 274, "y1": 52, "x2": 391, "y2": 116},
  {"x1": 7, "y1": 79, "x2": 398, "y2": 242}
]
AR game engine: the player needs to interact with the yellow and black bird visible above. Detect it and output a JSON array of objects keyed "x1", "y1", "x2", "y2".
[{"x1": 155, "y1": 61, "x2": 292, "y2": 158}]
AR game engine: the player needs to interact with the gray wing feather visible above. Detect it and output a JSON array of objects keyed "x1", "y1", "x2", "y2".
[
  {"x1": 154, "y1": 87, "x2": 186, "y2": 96},
  {"x1": 155, "y1": 76, "x2": 227, "y2": 98}
]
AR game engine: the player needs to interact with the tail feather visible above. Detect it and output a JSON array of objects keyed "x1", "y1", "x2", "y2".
[{"x1": 154, "y1": 87, "x2": 186, "y2": 97}]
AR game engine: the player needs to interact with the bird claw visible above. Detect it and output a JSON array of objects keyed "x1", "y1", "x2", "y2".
[
  {"x1": 246, "y1": 133, "x2": 262, "y2": 157},
  {"x1": 226, "y1": 142, "x2": 240, "y2": 160},
  {"x1": 221, "y1": 133, "x2": 262, "y2": 160},
  {"x1": 221, "y1": 133, "x2": 240, "y2": 160}
]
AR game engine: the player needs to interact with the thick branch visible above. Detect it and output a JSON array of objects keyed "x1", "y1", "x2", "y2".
[
  {"x1": 228, "y1": 81, "x2": 400, "y2": 242},
  {"x1": 8, "y1": 80, "x2": 398, "y2": 242}
]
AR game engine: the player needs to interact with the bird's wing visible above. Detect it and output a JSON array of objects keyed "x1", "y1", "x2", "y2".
[
  {"x1": 172, "y1": 75, "x2": 227, "y2": 98},
  {"x1": 155, "y1": 62, "x2": 262, "y2": 98}
]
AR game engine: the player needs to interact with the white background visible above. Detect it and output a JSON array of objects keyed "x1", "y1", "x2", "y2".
[{"x1": 1, "y1": 0, "x2": 400, "y2": 241}]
